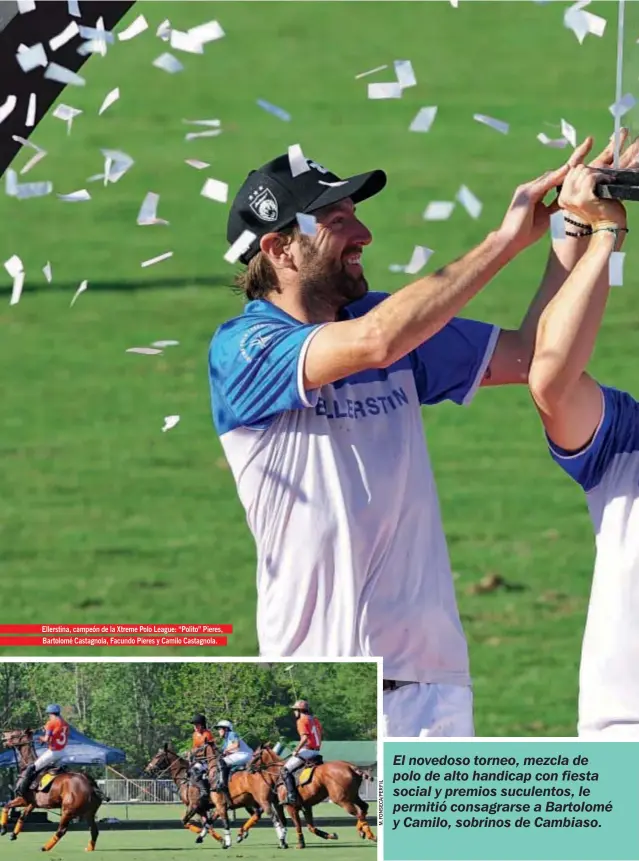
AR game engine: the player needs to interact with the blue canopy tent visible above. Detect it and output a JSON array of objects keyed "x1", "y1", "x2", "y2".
[{"x1": 0, "y1": 725, "x2": 126, "y2": 768}]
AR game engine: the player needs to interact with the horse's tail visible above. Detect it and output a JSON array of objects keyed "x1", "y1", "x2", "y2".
[
  {"x1": 350, "y1": 765, "x2": 370, "y2": 784},
  {"x1": 87, "y1": 775, "x2": 110, "y2": 803}
]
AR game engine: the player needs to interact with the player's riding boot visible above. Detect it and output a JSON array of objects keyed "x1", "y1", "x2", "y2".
[
  {"x1": 283, "y1": 770, "x2": 298, "y2": 805},
  {"x1": 197, "y1": 777, "x2": 210, "y2": 804},
  {"x1": 15, "y1": 765, "x2": 36, "y2": 797},
  {"x1": 216, "y1": 760, "x2": 230, "y2": 796}
]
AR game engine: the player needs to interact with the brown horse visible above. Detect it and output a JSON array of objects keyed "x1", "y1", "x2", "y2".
[
  {"x1": 0, "y1": 729, "x2": 103, "y2": 852},
  {"x1": 201, "y1": 740, "x2": 288, "y2": 849},
  {"x1": 248, "y1": 743, "x2": 376, "y2": 848},
  {"x1": 144, "y1": 744, "x2": 222, "y2": 845}
]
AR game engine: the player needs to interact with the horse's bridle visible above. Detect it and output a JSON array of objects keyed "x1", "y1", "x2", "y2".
[{"x1": 148, "y1": 750, "x2": 189, "y2": 789}]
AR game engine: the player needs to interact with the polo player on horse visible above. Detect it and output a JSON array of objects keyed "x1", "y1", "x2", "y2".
[
  {"x1": 189, "y1": 714, "x2": 213, "y2": 804},
  {"x1": 14, "y1": 705, "x2": 70, "y2": 798},
  {"x1": 282, "y1": 700, "x2": 323, "y2": 805},
  {"x1": 214, "y1": 719, "x2": 253, "y2": 797}
]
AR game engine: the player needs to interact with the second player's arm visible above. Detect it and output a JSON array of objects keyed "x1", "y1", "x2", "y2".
[{"x1": 528, "y1": 230, "x2": 618, "y2": 451}]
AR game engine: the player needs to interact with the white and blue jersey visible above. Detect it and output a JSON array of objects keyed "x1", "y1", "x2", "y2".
[
  {"x1": 222, "y1": 731, "x2": 253, "y2": 755},
  {"x1": 548, "y1": 384, "x2": 639, "y2": 738},
  {"x1": 209, "y1": 291, "x2": 499, "y2": 685}
]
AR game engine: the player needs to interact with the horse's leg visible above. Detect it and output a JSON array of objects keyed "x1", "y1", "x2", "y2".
[
  {"x1": 264, "y1": 800, "x2": 288, "y2": 850},
  {"x1": 215, "y1": 802, "x2": 232, "y2": 850},
  {"x1": 41, "y1": 807, "x2": 74, "y2": 852},
  {"x1": 1, "y1": 796, "x2": 28, "y2": 836},
  {"x1": 237, "y1": 805, "x2": 260, "y2": 843},
  {"x1": 9, "y1": 802, "x2": 34, "y2": 841},
  {"x1": 286, "y1": 804, "x2": 305, "y2": 849},
  {"x1": 300, "y1": 804, "x2": 338, "y2": 841},
  {"x1": 338, "y1": 799, "x2": 376, "y2": 842},
  {"x1": 86, "y1": 808, "x2": 100, "y2": 852}
]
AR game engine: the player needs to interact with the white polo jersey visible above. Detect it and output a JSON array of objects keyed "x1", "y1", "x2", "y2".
[
  {"x1": 548, "y1": 384, "x2": 639, "y2": 738},
  {"x1": 209, "y1": 291, "x2": 498, "y2": 685}
]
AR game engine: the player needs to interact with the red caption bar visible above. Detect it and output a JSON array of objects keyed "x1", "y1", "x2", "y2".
[
  {"x1": 0, "y1": 625, "x2": 233, "y2": 635},
  {"x1": 0, "y1": 637, "x2": 228, "y2": 647}
]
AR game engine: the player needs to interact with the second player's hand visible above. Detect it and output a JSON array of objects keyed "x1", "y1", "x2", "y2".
[{"x1": 558, "y1": 164, "x2": 627, "y2": 228}]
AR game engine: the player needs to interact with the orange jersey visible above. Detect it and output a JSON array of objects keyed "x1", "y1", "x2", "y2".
[
  {"x1": 192, "y1": 729, "x2": 213, "y2": 749},
  {"x1": 297, "y1": 715, "x2": 322, "y2": 750},
  {"x1": 45, "y1": 716, "x2": 69, "y2": 752}
]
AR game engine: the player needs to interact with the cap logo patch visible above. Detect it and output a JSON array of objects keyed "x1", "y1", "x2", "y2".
[
  {"x1": 248, "y1": 185, "x2": 279, "y2": 222},
  {"x1": 308, "y1": 160, "x2": 329, "y2": 175}
]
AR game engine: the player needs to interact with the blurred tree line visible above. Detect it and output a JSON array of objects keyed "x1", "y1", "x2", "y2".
[{"x1": 0, "y1": 662, "x2": 377, "y2": 774}]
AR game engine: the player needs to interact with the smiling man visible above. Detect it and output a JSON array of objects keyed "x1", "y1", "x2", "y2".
[{"x1": 208, "y1": 146, "x2": 599, "y2": 738}]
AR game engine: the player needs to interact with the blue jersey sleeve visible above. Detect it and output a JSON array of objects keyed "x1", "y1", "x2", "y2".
[
  {"x1": 209, "y1": 314, "x2": 325, "y2": 433},
  {"x1": 548, "y1": 385, "x2": 639, "y2": 492},
  {"x1": 410, "y1": 318, "x2": 499, "y2": 406}
]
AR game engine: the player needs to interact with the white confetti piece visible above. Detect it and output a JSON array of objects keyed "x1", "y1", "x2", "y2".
[
  {"x1": 550, "y1": 211, "x2": 566, "y2": 241},
  {"x1": 185, "y1": 159, "x2": 210, "y2": 169},
  {"x1": 70, "y1": 280, "x2": 88, "y2": 307},
  {"x1": 409, "y1": 106, "x2": 437, "y2": 133},
  {"x1": 127, "y1": 347, "x2": 163, "y2": 355},
  {"x1": 43, "y1": 262, "x2": 52, "y2": 283},
  {"x1": 450, "y1": 0, "x2": 459, "y2": 6},
  {"x1": 49, "y1": 21, "x2": 79, "y2": 51},
  {"x1": 26, "y1": 93, "x2": 36, "y2": 126},
  {"x1": 153, "y1": 53, "x2": 183, "y2": 74},
  {"x1": 57, "y1": 189, "x2": 91, "y2": 201},
  {"x1": 20, "y1": 150, "x2": 47, "y2": 174},
  {"x1": 564, "y1": 2, "x2": 606, "y2": 44},
  {"x1": 162, "y1": 415, "x2": 180, "y2": 433},
  {"x1": 137, "y1": 192, "x2": 169, "y2": 225},
  {"x1": 257, "y1": 99, "x2": 290, "y2": 122},
  {"x1": 0, "y1": 96, "x2": 17, "y2": 124},
  {"x1": 170, "y1": 29, "x2": 203, "y2": 54},
  {"x1": 610, "y1": 251, "x2": 625, "y2": 286},
  {"x1": 609, "y1": 93, "x2": 636, "y2": 119},
  {"x1": 389, "y1": 246, "x2": 434, "y2": 276},
  {"x1": 16, "y1": 181, "x2": 52, "y2": 199},
  {"x1": 355, "y1": 64, "x2": 389, "y2": 79},
  {"x1": 44, "y1": 64, "x2": 85, "y2": 87},
  {"x1": 296, "y1": 212, "x2": 318, "y2": 236},
  {"x1": 68, "y1": 0, "x2": 80, "y2": 16},
  {"x1": 368, "y1": 82, "x2": 402, "y2": 99},
  {"x1": 79, "y1": 20, "x2": 113, "y2": 44},
  {"x1": 537, "y1": 132, "x2": 569, "y2": 149},
  {"x1": 53, "y1": 103, "x2": 82, "y2": 134},
  {"x1": 118, "y1": 15, "x2": 148, "y2": 41},
  {"x1": 560, "y1": 118, "x2": 576, "y2": 148},
  {"x1": 101, "y1": 149, "x2": 134, "y2": 184},
  {"x1": 5, "y1": 255, "x2": 25, "y2": 306},
  {"x1": 423, "y1": 201, "x2": 455, "y2": 221},
  {"x1": 77, "y1": 39, "x2": 106, "y2": 57},
  {"x1": 456, "y1": 185, "x2": 482, "y2": 219},
  {"x1": 12, "y1": 134, "x2": 42, "y2": 152},
  {"x1": 394, "y1": 59, "x2": 416, "y2": 90},
  {"x1": 17, "y1": 43, "x2": 47, "y2": 72},
  {"x1": 17, "y1": 1, "x2": 36, "y2": 13},
  {"x1": 224, "y1": 230, "x2": 256, "y2": 264},
  {"x1": 5, "y1": 170, "x2": 18, "y2": 197},
  {"x1": 288, "y1": 144, "x2": 310, "y2": 178},
  {"x1": 188, "y1": 20, "x2": 224, "y2": 44},
  {"x1": 201, "y1": 178, "x2": 228, "y2": 203},
  {"x1": 474, "y1": 113, "x2": 509, "y2": 135},
  {"x1": 141, "y1": 252, "x2": 173, "y2": 268},
  {"x1": 156, "y1": 19, "x2": 171, "y2": 41},
  {"x1": 99, "y1": 87, "x2": 119, "y2": 116},
  {"x1": 152, "y1": 340, "x2": 179, "y2": 348},
  {"x1": 183, "y1": 118, "x2": 221, "y2": 127},
  {"x1": 185, "y1": 130, "x2": 221, "y2": 141}
]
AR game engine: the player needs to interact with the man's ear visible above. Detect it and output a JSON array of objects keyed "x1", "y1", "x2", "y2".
[{"x1": 260, "y1": 232, "x2": 296, "y2": 269}]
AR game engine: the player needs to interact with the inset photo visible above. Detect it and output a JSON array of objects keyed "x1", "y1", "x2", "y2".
[{"x1": 0, "y1": 660, "x2": 378, "y2": 856}]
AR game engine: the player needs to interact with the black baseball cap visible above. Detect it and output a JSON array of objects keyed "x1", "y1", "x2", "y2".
[{"x1": 227, "y1": 153, "x2": 387, "y2": 264}]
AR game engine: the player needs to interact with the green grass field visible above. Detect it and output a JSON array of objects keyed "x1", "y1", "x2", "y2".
[
  {"x1": 0, "y1": 1, "x2": 633, "y2": 736},
  {"x1": 0, "y1": 823, "x2": 376, "y2": 859}
]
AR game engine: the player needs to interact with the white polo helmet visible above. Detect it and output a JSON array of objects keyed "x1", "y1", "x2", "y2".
[{"x1": 215, "y1": 719, "x2": 233, "y2": 731}]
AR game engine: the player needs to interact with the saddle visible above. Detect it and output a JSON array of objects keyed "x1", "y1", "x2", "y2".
[
  {"x1": 33, "y1": 768, "x2": 65, "y2": 793},
  {"x1": 293, "y1": 755, "x2": 323, "y2": 788}
]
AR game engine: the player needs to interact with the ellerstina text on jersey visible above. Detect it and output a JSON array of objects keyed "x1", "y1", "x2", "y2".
[{"x1": 315, "y1": 387, "x2": 410, "y2": 420}]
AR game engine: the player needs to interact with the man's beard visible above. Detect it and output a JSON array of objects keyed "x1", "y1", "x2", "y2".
[{"x1": 298, "y1": 243, "x2": 368, "y2": 321}]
